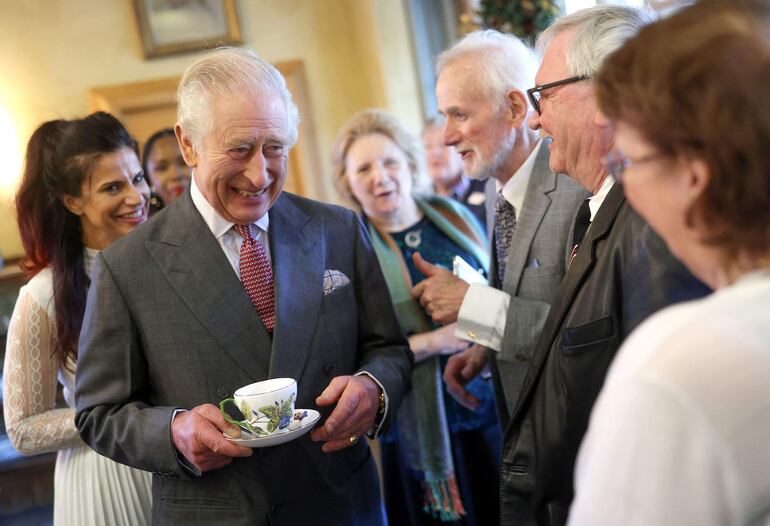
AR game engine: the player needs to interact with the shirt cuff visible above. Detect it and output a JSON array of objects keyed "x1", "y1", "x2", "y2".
[
  {"x1": 455, "y1": 284, "x2": 510, "y2": 352},
  {"x1": 355, "y1": 371, "x2": 388, "y2": 438},
  {"x1": 171, "y1": 408, "x2": 202, "y2": 477}
]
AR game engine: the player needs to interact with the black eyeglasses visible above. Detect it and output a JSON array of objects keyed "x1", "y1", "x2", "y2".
[
  {"x1": 602, "y1": 149, "x2": 666, "y2": 183},
  {"x1": 527, "y1": 75, "x2": 590, "y2": 114}
]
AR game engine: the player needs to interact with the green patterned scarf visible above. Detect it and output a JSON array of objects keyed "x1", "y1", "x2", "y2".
[{"x1": 368, "y1": 195, "x2": 488, "y2": 521}]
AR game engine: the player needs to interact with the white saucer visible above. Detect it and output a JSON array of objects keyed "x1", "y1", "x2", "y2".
[{"x1": 224, "y1": 409, "x2": 320, "y2": 448}]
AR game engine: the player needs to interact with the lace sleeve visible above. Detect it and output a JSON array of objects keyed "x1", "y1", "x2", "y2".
[{"x1": 2, "y1": 286, "x2": 83, "y2": 455}]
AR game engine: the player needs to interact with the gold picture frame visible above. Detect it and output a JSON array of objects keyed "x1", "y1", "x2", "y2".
[{"x1": 133, "y1": 0, "x2": 242, "y2": 59}]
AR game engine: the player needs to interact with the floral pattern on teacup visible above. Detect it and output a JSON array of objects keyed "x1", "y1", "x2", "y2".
[{"x1": 241, "y1": 393, "x2": 294, "y2": 435}]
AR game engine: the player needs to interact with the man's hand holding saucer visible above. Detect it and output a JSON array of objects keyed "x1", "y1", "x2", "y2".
[{"x1": 171, "y1": 403, "x2": 253, "y2": 472}]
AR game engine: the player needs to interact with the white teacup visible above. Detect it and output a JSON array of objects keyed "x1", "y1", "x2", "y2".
[{"x1": 219, "y1": 378, "x2": 297, "y2": 436}]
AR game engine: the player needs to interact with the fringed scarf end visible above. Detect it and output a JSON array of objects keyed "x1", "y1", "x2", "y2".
[{"x1": 421, "y1": 477, "x2": 466, "y2": 522}]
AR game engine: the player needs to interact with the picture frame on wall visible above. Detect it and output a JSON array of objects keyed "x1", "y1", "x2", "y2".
[{"x1": 132, "y1": 0, "x2": 242, "y2": 59}]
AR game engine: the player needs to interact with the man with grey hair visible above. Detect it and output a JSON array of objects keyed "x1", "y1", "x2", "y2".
[
  {"x1": 499, "y1": 6, "x2": 710, "y2": 525},
  {"x1": 413, "y1": 29, "x2": 586, "y2": 431},
  {"x1": 75, "y1": 46, "x2": 412, "y2": 525}
]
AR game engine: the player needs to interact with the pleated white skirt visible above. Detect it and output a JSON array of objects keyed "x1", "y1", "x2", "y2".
[{"x1": 53, "y1": 445, "x2": 152, "y2": 526}]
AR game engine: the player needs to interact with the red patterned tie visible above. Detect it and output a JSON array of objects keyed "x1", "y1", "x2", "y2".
[{"x1": 234, "y1": 224, "x2": 275, "y2": 331}]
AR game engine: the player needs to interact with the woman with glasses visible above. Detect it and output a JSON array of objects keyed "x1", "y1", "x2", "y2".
[{"x1": 569, "y1": 2, "x2": 770, "y2": 525}]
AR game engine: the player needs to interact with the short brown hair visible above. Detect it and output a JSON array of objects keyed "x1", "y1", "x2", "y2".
[
  {"x1": 596, "y1": 0, "x2": 770, "y2": 255},
  {"x1": 331, "y1": 109, "x2": 427, "y2": 208}
]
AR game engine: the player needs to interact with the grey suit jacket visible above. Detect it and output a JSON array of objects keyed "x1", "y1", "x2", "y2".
[
  {"x1": 75, "y1": 191, "x2": 412, "y2": 526},
  {"x1": 488, "y1": 145, "x2": 588, "y2": 426}
]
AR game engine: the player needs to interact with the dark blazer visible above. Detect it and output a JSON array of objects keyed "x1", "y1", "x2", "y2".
[
  {"x1": 486, "y1": 145, "x2": 587, "y2": 426},
  {"x1": 455, "y1": 177, "x2": 490, "y2": 229},
  {"x1": 75, "y1": 191, "x2": 412, "y2": 526},
  {"x1": 500, "y1": 183, "x2": 710, "y2": 526}
]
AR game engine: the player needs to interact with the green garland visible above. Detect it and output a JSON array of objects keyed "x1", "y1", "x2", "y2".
[{"x1": 479, "y1": 0, "x2": 563, "y2": 45}]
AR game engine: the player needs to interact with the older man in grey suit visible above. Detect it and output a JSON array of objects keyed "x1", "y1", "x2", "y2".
[
  {"x1": 412, "y1": 30, "x2": 587, "y2": 427},
  {"x1": 75, "y1": 47, "x2": 412, "y2": 526}
]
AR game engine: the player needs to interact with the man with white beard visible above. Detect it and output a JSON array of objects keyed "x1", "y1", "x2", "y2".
[{"x1": 413, "y1": 30, "x2": 586, "y2": 427}]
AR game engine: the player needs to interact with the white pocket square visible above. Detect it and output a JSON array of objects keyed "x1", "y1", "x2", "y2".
[{"x1": 323, "y1": 269, "x2": 350, "y2": 295}]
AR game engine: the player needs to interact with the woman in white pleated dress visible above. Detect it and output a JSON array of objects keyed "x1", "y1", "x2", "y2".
[{"x1": 3, "y1": 112, "x2": 153, "y2": 525}]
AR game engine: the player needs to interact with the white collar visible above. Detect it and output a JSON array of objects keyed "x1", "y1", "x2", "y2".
[
  {"x1": 588, "y1": 175, "x2": 615, "y2": 222},
  {"x1": 83, "y1": 247, "x2": 99, "y2": 277},
  {"x1": 497, "y1": 140, "x2": 542, "y2": 213},
  {"x1": 190, "y1": 173, "x2": 270, "y2": 238}
]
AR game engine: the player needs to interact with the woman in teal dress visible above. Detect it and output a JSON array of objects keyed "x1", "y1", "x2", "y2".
[{"x1": 332, "y1": 109, "x2": 501, "y2": 526}]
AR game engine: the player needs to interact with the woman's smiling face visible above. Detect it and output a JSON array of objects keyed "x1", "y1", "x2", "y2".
[
  {"x1": 63, "y1": 147, "x2": 149, "y2": 250},
  {"x1": 146, "y1": 135, "x2": 191, "y2": 204},
  {"x1": 344, "y1": 133, "x2": 414, "y2": 223}
]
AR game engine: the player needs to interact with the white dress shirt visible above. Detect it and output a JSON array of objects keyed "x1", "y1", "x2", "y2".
[
  {"x1": 587, "y1": 175, "x2": 614, "y2": 222},
  {"x1": 190, "y1": 176, "x2": 271, "y2": 276},
  {"x1": 455, "y1": 141, "x2": 541, "y2": 351}
]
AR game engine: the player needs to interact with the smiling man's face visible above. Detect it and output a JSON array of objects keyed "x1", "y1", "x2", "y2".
[
  {"x1": 527, "y1": 29, "x2": 613, "y2": 192},
  {"x1": 178, "y1": 90, "x2": 290, "y2": 224}
]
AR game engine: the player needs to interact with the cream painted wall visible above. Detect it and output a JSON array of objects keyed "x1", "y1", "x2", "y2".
[{"x1": 0, "y1": 0, "x2": 423, "y2": 260}]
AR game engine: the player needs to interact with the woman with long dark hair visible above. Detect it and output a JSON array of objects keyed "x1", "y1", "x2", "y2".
[{"x1": 3, "y1": 112, "x2": 153, "y2": 524}]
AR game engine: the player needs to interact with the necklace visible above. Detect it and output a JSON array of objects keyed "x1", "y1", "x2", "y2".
[{"x1": 404, "y1": 229, "x2": 422, "y2": 249}]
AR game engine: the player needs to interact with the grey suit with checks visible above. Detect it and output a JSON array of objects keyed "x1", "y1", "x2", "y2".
[
  {"x1": 75, "y1": 191, "x2": 412, "y2": 526},
  {"x1": 488, "y1": 145, "x2": 588, "y2": 426}
]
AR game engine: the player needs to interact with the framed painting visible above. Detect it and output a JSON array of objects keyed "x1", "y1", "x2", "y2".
[{"x1": 133, "y1": 0, "x2": 242, "y2": 58}]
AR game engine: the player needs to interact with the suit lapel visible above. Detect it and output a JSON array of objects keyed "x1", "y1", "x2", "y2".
[
  {"x1": 509, "y1": 183, "x2": 626, "y2": 422},
  {"x1": 145, "y1": 193, "x2": 270, "y2": 380},
  {"x1": 268, "y1": 194, "x2": 323, "y2": 381},
  {"x1": 503, "y1": 146, "x2": 554, "y2": 293}
]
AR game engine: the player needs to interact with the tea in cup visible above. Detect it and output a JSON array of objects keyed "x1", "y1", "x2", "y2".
[{"x1": 219, "y1": 378, "x2": 297, "y2": 436}]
